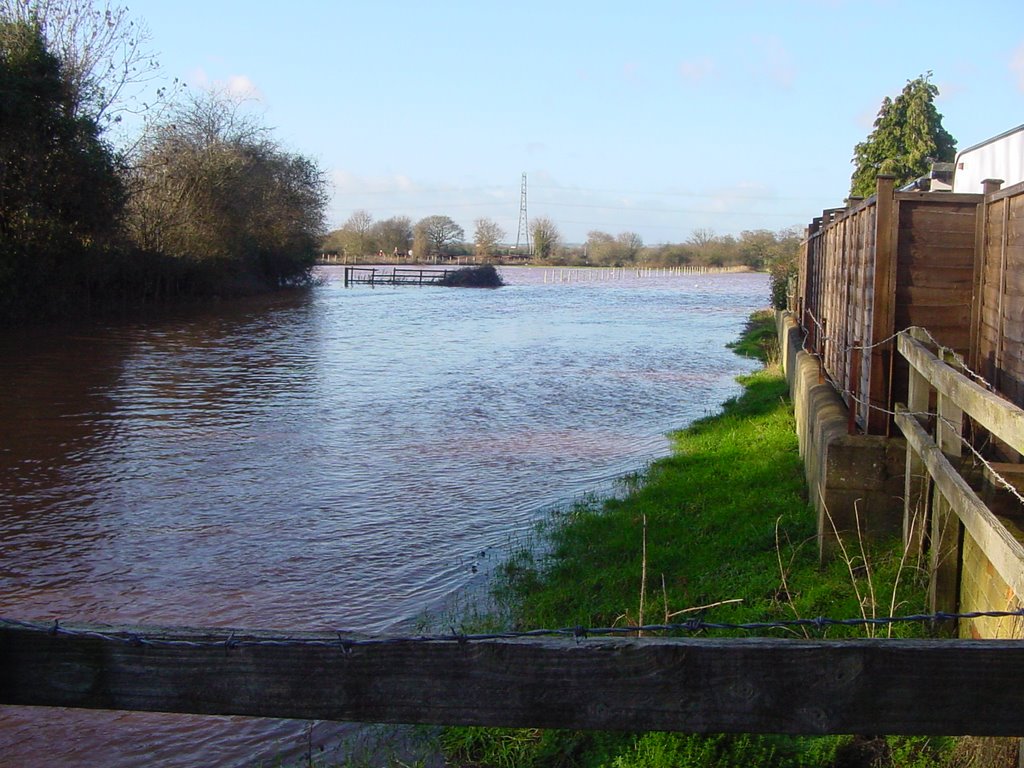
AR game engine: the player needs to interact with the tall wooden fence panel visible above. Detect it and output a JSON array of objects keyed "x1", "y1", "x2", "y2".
[
  {"x1": 889, "y1": 192, "x2": 982, "y2": 416},
  {"x1": 801, "y1": 201, "x2": 878, "y2": 431},
  {"x1": 798, "y1": 178, "x2": 982, "y2": 434}
]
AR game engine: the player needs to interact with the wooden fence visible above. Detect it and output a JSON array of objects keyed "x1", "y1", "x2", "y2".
[
  {"x1": 7, "y1": 180, "x2": 1024, "y2": 736},
  {"x1": 792, "y1": 176, "x2": 1024, "y2": 639},
  {"x1": 973, "y1": 181, "x2": 1024, "y2": 409},
  {"x1": 894, "y1": 328, "x2": 1024, "y2": 638},
  {"x1": 6, "y1": 620, "x2": 1024, "y2": 735},
  {"x1": 798, "y1": 176, "x2": 983, "y2": 434}
]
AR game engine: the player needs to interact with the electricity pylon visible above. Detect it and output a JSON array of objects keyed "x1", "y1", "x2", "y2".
[{"x1": 514, "y1": 173, "x2": 530, "y2": 254}]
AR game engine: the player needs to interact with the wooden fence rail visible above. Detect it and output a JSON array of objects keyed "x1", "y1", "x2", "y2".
[
  {"x1": 895, "y1": 328, "x2": 1024, "y2": 628},
  {"x1": 5, "y1": 621, "x2": 1024, "y2": 735}
]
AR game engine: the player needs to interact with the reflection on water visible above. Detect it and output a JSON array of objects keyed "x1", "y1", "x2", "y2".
[{"x1": 0, "y1": 267, "x2": 767, "y2": 766}]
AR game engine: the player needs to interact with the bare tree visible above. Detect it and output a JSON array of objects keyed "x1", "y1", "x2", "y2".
[
  {"x1": 371, "y1": 216, "x2": 413, "y2": 256},
  {"x1": 585, "y1": 230, "x2": 643, "y2": 266},
  {"x1": 473, "y1": 217, "x2": 505, "y2": 260},
  {"x1": 127, "y1": 88, "x2": 327, "y2": 283},
  {"x1": 616, "y1": 231, "x2": 643, "y2": 262},
  {"x1": 414, "y1": 215, "x2": 464, "y2": 258},
  {"x1": 531, "y1": 217, "x2": 560, "y2": 261},
  {"x1": 585, "y1": 230, "x2": 615, "y2": 265},
  {"x1": 0, "y1": 0, "x2": 162, "y2": 125},
  {"x1": 687, "y1": 227, "x2": 716, "y2": 249},
  {"x1": 340, "y1": 209, "x2": 374, "y2": 257}
]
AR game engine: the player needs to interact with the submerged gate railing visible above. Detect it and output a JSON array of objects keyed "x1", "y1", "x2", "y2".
[{"x1": 343, "y1": 266, "x2": 454, "y2": 287}]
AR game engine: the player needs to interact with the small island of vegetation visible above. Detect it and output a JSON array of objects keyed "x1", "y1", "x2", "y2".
[{"x1": 438, "y1": 264, "x2": 504, "y2": 288}]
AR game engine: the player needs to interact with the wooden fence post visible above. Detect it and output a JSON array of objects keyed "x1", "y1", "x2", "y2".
[
  {"x1": 868, "y1": 175, "x2": 897, "y2": 435},
  {"x1": 904, "y1": 329, "x2": 932, "y2": 559},
  {"x1": 930, "y1": 362, "x2": 965, "y2": 633},
  {"x1": 848, "y1": 340, "x2": 862, "y2": 435},
  {"x1": 995, "y1": 186, "x2": 1011, "y2": 393},
  {"x1": 970, "y1": 179, "x2": 1004, "y2": 372}
]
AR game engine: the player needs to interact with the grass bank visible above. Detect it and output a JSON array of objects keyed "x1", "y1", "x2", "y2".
[{"x1": 439, "y1": 310, "x2": 954, "y2": 768}]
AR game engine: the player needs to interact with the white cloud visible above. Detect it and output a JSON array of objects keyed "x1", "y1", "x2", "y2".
[
  {"x1": 678, "y1": 57, "x2": 715, "y2": 85},
  {"x1": 185, "y1": 67, "x2": 262, "y2": 100},
  {"x1": 753, "y1": 36, "x2": 796, "y2": 89},
  {"x1": 1012, "y1": 42, "x2": 1024, "y2": 92},
  {"x1": 187, "y1": 66, "x2": 210, "y2": 88},
  {"x1": 225, "y1": 75, "x2": 261, "y2": 99},
  {"x1": 330, "y1": 170, "x2": 416, "y2": 195}
]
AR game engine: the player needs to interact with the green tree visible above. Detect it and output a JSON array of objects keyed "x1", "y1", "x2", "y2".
[
  {"x1": 850, "y1": 73, "x2": 956, "y2": 198},
  {"x1": 0, "y1": 19, "x2": 125, "y2": 318}
]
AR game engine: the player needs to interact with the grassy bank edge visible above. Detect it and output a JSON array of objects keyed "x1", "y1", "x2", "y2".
[{"x1": 436, "y1": 310, "x2": 960, "y2": 768}]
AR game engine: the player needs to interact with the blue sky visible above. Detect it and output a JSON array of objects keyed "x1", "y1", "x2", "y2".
[{"x1": 122, "y1": 0, "x2": 1023, "y2": 244}]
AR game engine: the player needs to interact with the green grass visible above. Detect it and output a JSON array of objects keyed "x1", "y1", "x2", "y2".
[
  {"x1": 727, "y1": 308, "x2": 780, "y2": 363},
  {"x1": 440, "y1": 311, "x2": 951, "y2": 768}
]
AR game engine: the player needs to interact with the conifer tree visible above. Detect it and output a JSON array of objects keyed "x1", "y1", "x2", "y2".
[{"x1": 850, "y1": 73, "x2": 956, "y2": 198}]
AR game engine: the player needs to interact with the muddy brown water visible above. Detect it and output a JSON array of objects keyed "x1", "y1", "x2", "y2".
[{"x1": 0, "y1": 267, "x2": 767, "y2": 766}]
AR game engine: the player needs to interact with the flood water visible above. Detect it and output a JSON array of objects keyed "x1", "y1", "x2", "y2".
[{"x1": 0, "y1": 266, "x2": 767, "y2": 766}]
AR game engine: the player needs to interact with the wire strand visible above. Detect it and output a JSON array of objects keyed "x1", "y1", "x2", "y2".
[{"x1": 4, "y1": 610, "x2": 1022, "y2": 649}]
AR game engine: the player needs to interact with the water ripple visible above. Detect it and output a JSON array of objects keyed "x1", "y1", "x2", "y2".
[{"x1": 0, "y1": 267, "x2": 768, "y2": 766}]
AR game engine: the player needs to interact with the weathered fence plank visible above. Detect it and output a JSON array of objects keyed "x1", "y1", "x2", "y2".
[
  {"x1": 868, "y1": 175, "x2": 897, "y2": 434},
  {"x1": 5, "y1": 623, "x2": 1024, "y2": 735},
  {"x1": 904, "y1": 358, "x2": 931, "y2": 556},
  {"x1": 895, "y1": 405, "x2": 1024, "y2": 601},
  {"x1": 898, "y1": 332, "x2": 1024, "y2": 452}
]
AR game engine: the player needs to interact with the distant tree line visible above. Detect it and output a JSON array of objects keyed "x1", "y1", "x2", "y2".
[
  {"x1": 324, "y1": 212, "x2": 800, "y2": 308},
  {"x1": 322, "y1": 73, "x2": 961, "y2": 314},
  {"x1": 0, "y1": 2, "x2": 327, "y2": 323}
]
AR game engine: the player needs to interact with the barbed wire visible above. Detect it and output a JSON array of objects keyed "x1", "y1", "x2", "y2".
[
  {"x1": 802, "y1": 316, "x2": 993, "y2": 392},
  {"x1": 795, "y1": 318, "x2": 1024, "y2": 509},
  {"x1": 3, "y1": 610, "x2": 1024, "y2": 651}
]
